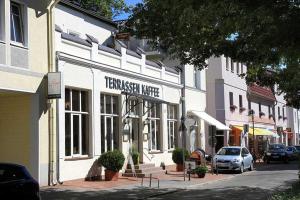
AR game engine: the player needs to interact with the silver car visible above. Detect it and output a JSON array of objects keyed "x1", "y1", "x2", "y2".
[{"x1": 213, "y1": 146, "x2": 254, "y2": 173}]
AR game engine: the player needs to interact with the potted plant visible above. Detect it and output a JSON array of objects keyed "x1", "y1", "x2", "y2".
[
  {"x1": 172, "y1": 148, "x2": 189, "y2": 171},
  {"x1": 98, "y1": 150, "x2": 125, "y2": 181},
  {"x1": 131, "y1": 150, "x2": 139, "y2": 165},
  {"x1": 160, "y1": 162, "x2": 166, "y2": 170},
  {"x1": 193, "y1": 165, "x2": 208, "y2": 178}
]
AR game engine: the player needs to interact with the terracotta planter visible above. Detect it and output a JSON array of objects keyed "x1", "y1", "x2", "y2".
[
  {"x1": 105, "y1": 170, "x2": 119, "y2": 181},
  {"x1": 197, "y1": 173, "x2": 206, "y2": 178},
  {"x1": 176, "y1": 164, "x2": 184, "y2": 171}
]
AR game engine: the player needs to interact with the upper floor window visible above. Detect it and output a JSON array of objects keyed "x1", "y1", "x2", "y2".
[
  {"x1": 282, "y1": 107, "x2": 285, "y2": 119},
  {"x1": 278, "y1": 106, "x2": 281, "y2": 119},
  {"x1": 241, "y1": 64, "x2": 244, "y2": 74},
  {"x1": 229, "y1": 92, "x2": 234, "y2": 106},
  {"x1": 0, "y1": 1, "x2": 4, "y2": 41},
  {"x1": 236, "y1": 63, "x2": 240, "y2": 74},
  {"x1": 230, "y1": 60, "x2": 234, "y2": 72},
  {"x1": 225, "y1": 57, "x2": 229, "y2": 71},
  {"x1": 10, "y1": 2, "x2": 24, "y2": 44},
  {"x1": 239, "y1": 95, "x2": 243, "y2": 108},
  {"x1": 194, "y1": 69, "x2": 201, "y2": 90}
]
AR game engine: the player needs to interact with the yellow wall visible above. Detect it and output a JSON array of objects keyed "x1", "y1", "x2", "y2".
[{"x1": 0, "y1": 94, "x2": 31, "y2": 169}]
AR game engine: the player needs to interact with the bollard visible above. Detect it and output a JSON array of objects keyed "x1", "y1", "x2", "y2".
[
  {"x1": 157, "y1": 178, "x2": 160, "y2": 188},
  {"x1": 149, "y1": 174, "x2": 152, "y2": 188},
  {"x1": 141, "y1": 176, "x2": 144, "y2": 186}
]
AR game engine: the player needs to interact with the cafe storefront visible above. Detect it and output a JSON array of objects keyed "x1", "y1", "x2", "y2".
[{"x1": 56, "y1": 52, "x2": 182, "y2": 181}]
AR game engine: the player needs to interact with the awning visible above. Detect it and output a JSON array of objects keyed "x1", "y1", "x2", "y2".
[
  {"x1": 187, "y1": 111, "x2": 231, "y2": 131},
  {"x1": 232, "y1": 125, "x2": 278, "y2": 137}
]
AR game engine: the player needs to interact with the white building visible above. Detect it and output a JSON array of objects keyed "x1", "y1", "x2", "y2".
[{"x1": 54, "y1": 1, "x2": 182, "y2": 181}]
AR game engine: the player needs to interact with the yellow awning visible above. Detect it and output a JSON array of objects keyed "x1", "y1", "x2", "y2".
[{"x1": 232, "y1": 125, "x2": 273, "y2": 136}]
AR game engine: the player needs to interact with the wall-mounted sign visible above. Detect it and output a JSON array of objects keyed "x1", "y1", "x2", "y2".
[
  {"x1": 105, "y1": 76, "x2": 159, "y2": 97},
  {"x1": 48, "y1": 72, "x2": 61, "y2": 99}
]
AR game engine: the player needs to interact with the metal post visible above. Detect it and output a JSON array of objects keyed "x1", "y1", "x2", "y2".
[
  {"x1": 252, "y1": 113, "x2": 255, "y2": 163},
  {"x1": 180, "y1": 65, "x2": 186, "y2": 181},
  {"x1": 188, "y1": 163, "x2": 191, "y2": 181},
  {"x1": 149, "y1": 174, "x2": 152, "y2": 188}
]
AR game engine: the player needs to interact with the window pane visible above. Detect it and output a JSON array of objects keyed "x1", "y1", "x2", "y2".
[
  {"x1": 113, "y1": 117, "x2": 118, "y2": 150},
  {"x1": 81, "y1": 115, "x2": 89, "y2": 155},
  {"x1": 81, "y1": 91, "x2": 88, "y2": 112},
  {"x1": 170, "y1": 122, "x2": 174, "y2": 148},
  {"x1": 65, "y1": 89, "x2": 71, "y2": 110},
  {"x1": 100, "y1": 94, "x2": 105, "y2": 113},
  {"x1": 12, "y1": 15, "x2": 22, "y2": 43},
  {"x1": 72, "y1": 90, "x2": 80, "y2": 111},
  {"x1": 107, "y1": 117, "x2": 112, "y2": 151},
  {"x1": 101, "y1": 117, "x2": 105, "y2": 153},
  {"x1": 151, "y1": 121, "x2": 156, "y2": 150},
  {"x1": 156, "y1": 104, "x2": 160, "y2": 118},
  {"x1": 73, "y1": 115, "x2": 80, "y2": 154},
  {"x1": 112, "y1": 96, "x2": 118, "y2": 114},
  {"x1": 156, "y1": 120, "x2": 160, "y2": 149},
  {"x1": 106, "y1": 95, "x2": 111, "y2": 114},
  {"x1": 65, "y1": 113, "x2": 71, "y2": 156}
]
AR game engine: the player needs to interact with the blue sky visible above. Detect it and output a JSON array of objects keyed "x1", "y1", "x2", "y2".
[{"x1": 114, "y1": 0, "x2": 142, "y2": 21}]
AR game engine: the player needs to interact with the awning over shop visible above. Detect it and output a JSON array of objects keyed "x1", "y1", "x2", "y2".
[
  {"x1": 187, "y1": 111, "x2": 231, "y2": 130},
  {"x1": 232, "y1": 125, "x2": 279, "y2": 137}
]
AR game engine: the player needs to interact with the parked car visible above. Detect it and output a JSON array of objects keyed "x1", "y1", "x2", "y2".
[
  {"x1": 264, "y1": 144, "x2": 288, "y2": 164},
  {"x1": 286, "y1": 146, "x2": 298, "y2": 160},
  {"x1": 0, "y1": 163, "x2": 40, "y2": 200},
  {"x1": 294, "y1": 145, "x2": 300, "y2": 154},
  {"x1": 213, "y1": 146, "x2": 253, "y2": 173}
]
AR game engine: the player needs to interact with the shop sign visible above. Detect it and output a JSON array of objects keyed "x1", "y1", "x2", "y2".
[
  {"x1": 105, "y1": 76, "x2": 159, "y2": 97},
  {"x1": 48, "y1": 72, "x2": 61, "y2": 99}
]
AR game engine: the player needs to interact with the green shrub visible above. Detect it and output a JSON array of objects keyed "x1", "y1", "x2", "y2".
[
  {"x1": 172, "y1": 148, "x2": 189, "y2": 164},
  {"x1": 98, "y1": 150, "x2": 125, "y2": 172},
  {"x1": 131, "y1": 151, "x2": 139, "y2": 165},
  {"x1": 193, "y1": 166, "x2": 208, "y2": 174}
]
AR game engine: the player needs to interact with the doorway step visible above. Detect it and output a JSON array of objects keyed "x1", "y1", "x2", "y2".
[{"x1": 122, "y1": 163, "x2": 164, "y2": 178}]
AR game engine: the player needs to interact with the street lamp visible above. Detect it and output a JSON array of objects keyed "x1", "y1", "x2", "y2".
[{"x1": 249, "y1": 109, "x2": 256, "y2": 161}]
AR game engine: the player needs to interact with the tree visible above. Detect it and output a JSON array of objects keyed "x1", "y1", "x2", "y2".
[
  {"x1": 129, "y1": 0, "x2": 300, "y2": 108},
  {"x1": 68, "y1": 0, "x2": 129, "y2": 19}
]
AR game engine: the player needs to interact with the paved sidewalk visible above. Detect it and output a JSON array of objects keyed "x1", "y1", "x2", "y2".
[{"x1": 41, "y1": 165, "x2": 234, "y2": 191}]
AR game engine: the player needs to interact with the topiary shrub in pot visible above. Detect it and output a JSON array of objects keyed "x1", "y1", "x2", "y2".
[
  {"x1": 131, "y1": 151, "x2": 139, "y2": 165},
  {"x1": 98, "y1": 150, "x2": 125, "y2": 181},
  {"x1": 172, "y1": 148, "x2": 189, "y2": 171},
  {"x1": 193, "y1": 165, "x2": 208, "y2": 178}
]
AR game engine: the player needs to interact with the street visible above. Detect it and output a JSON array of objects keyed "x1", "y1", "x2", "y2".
[{"x1": 41, "y1": 161, "x2": 299, "y2": 200}]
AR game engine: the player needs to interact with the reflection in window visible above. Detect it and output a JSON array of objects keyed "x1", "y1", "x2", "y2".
[
  {"x1": 145, "y1": 101, "x2": 161, "y2": 150},
  {"x1": 65, "y1": 88, "x2": 89, "y2": 157},
  {"x1": 100, "y1": 94, "x2": 119, "y2": 153},
  {"x1": 10, "y1": 2, "x2": 24, "y2": 43},
  {"x1": 167, "y1": 104, "x2": 178, "y2": 149}
]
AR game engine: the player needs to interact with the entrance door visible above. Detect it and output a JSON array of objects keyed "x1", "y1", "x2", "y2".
[{"x1": 131, "y1": 118, "x2": 141, "y2": 154}]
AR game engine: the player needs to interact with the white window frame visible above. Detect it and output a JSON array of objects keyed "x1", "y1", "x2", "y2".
[
  {"x1": 100, "y1": 93, "x2": 119, "y2": 153},
  {"x1": 167, "y1": 104, "x2": 178, "y2": 150},
  {"x1": 225, "y1": 57, "x2": 229, "y2": 71},
  {"x1": 0, "y1": 1, "x2": 4, "y2": 41},
  {"x1": 145, "y1": 101, "x2": 161, "y2": 151},
  {"x1": 65, "y1": 88, "x2": 89, "y2": 158}
]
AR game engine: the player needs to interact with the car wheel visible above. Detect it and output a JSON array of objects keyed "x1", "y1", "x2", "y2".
[
  {"x1": 239, "y1": 163, "x2": 244, "y2": 174},
  {"x1": 249, "y1": 161, "x2": 254, "y2": 171}
]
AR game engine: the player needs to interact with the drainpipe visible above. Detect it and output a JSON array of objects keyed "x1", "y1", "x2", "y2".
[{"x1": 47, "y1": 0, "x2": 61, "y2": 186}]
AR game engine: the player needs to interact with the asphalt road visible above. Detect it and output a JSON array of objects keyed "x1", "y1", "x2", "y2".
[{"x1": 41, "y1": 161, "x2": 299, "y2": 200}]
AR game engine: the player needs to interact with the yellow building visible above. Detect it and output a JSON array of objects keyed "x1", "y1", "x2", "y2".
[{"x1": 0, "y1": 0, "x2": 53, "y2": 186}]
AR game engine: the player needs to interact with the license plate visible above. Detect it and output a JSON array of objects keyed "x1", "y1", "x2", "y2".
[
  {"x1": 273, "y1": 156, "x2": 279, "y2": 158},
  {"x1": 218, "y1": 163, "x2": 228, "y2": 167}
]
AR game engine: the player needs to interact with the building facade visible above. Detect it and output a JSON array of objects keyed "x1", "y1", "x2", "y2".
[
  {"x1": 54, "y1": 1, "x2": 184, "y2": 181},
  {"x1": 0, "y1": 0, "x2": 50, "y2": 186},
  {"x1": 206, "y1": 56, "x2": 299, "y2": 155}
]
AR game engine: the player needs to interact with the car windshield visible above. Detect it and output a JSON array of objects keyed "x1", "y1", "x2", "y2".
[
  {"x1": 217, "y1": 148, "x2": 240, "y2": 155},
  {"x1": 269, "y1": 144, "x2": 285, "y2": 150},
  {"x1": 286, "y1": 147, "x2": 294, "y2": 151}
]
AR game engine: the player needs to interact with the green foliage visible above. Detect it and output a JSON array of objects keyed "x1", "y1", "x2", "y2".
[
  {"x1": 193, "y1": 166, "x2": 208, "y2": 174},
  {"x1": 69, "y1": 0, "x2": 130, "y2": 19},
  {"x1": 129, "y1": 0, "x2": 300, "y2": 108},
  {"x1": 131, "y1": 150, "x2": 139, "y2": 165},
  {"x1": 98, "y1": 150, "x2": 125, "y2": 172},
  {"x1": 172, "y1": 148, "x2": 189, "y2": 164}
]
